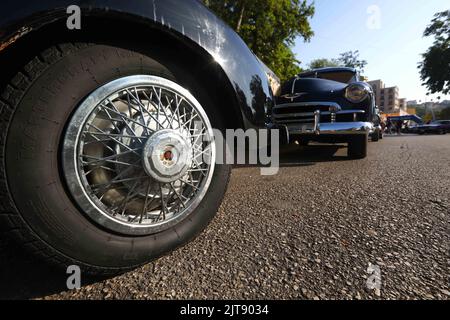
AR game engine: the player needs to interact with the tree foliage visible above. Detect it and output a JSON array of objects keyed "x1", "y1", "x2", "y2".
[
  {"x1": 308, "y1": 51, "x2": 367, "y2": 73},
  {"x1": 337, "y1": 51, "x2": 368, "y2": 73},
  {"x1": 419, "y1": 10, "x2": 450, "y2": 95},
  {"x1": 203, "y1": 0, "x2": 315, "y2": 81},
  {"x1": 439, "y1": 106, "x2": 450, "y2": 119},
  {"x1": 308, "y1": 58, "x2": 340, "y2": 69}
]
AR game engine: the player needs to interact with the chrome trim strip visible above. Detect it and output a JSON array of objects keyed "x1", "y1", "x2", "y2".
[
  {"x1": 313, "y1": 110, "x2": 321, "y2": 134},
  {"x1": 273, "y1": 109, "x2": 366, "y2": 119},
  {"x1": 287, "y1": 122, "x2": 373, "y2": 135},
  {"x1": 273, "y1": 112, "x2": 316, "y2": 119},
  {"x1": 331, "y1": 112, "x2": 336, "y2": 123},
  {"x1": 339, "y1": 110, "x2": 366, "y2": 114},
  {"x1": 291, "y1": 77, "x2": 298, "y2": 95},
  {"x1": 276, "y1": 118, "x2": 315, "y2": 124},
  {"x1": 274, "y1": 101, "x2": 341, "y2": 109}
]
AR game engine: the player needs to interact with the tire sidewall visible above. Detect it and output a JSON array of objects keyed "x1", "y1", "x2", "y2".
[
  {"x1": 5, "y1": 44, "x2": 229, "y2": 269},
  {"x1": 348, "y1": 134, "x2": 368, "y2": 159}
]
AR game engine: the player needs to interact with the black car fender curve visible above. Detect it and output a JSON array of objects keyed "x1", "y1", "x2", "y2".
[{"x1": 0, "y1": 0, "x2": 275, "y2": 130}]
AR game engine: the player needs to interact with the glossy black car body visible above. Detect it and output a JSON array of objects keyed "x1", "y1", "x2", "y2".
[
  {"x1": 0, "y1": 0, "x2": 274, "y2": 131},
  {"x1": 274, "y1": 67, "x2": 377, "y2": 157},
  {"x1": 0, "y1": 0, "x2": 284, "y2": 274}
]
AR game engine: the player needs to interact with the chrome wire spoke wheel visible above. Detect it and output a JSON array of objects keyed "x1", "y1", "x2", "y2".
[{"x1": 63, "y1": 75, "x2": 216, "y2": 236}]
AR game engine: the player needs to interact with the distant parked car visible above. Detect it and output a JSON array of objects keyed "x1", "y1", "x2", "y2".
[
  {"x1": 415, "y1": 120, "x2": 450, "y2": 135},
  {"x1": 387, "y1": 115, "x2": 424, "y2": 135},
  {"x1": 274, "y1": 67, "x2": 378, "y2": 158}
]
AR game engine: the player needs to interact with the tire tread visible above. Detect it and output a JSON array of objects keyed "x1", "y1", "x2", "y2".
[{"x1": 0, "y1": 44, "x2": 133, "y2": 275}]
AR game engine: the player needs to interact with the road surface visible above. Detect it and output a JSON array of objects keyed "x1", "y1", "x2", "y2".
[{"x1": 1, "y1": 134, "x2": 449, "y2": 300}]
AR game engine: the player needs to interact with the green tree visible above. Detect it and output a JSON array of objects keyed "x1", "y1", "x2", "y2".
[
  {"x1": 415, "y1": 105, "x2": 427, "y2": 118},
  {"x1": 203, "y1": 0, "x2": 315, "y2": 81},
  {"x1": 423, "y1": 113, "x2": 434, "y2": 123},
  {"x1": 307, "y1": 51, "x2": 368, "y2": 73},
  {"x1": 439, "y1": 106, "x2": 450, "y2": 119},
  {"x1": 308, "y1": 58, "x2": 340, "y2": 69},
  {"x1": 337, "y1": 51, "x2": 368, "y2": 73},
  {"x1": 419, "y1": 10, "x2": 450, "y2": 95}
]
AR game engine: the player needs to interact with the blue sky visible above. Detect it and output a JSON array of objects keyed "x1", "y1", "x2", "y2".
[{"x1": 293, "y1": 0, "x2": 449, "y2": 102}]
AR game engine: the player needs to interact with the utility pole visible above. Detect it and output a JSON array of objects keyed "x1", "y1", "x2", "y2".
[
  {"x1": 430, "y1": 102, "x2": 436, "y2": 121},
  {"x1": 425, "y1": 93, "x2": 436, "y2": 122}
]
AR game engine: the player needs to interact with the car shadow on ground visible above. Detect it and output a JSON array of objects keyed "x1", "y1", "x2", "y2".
[
  {"x1": 232, "y1": 143, "x2": 352, "y2": 171},
  {"x1": 0, "y1": 238, "x2": 103, "y2": 300},
  {"x1": 278, "y1": 143, "x2": 350, "y2": 166}
]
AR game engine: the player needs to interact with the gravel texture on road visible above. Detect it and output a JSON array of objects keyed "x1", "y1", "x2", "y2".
[{"x1": 1, "y1": 135, "x2": 449, "y2": 300}]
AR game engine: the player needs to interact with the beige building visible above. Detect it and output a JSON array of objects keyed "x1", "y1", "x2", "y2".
[
  {"x1": 398, "y1": 98, "x2": 407, "y2": 111},
  {"x1": 368, "y1": 80, "x2": 408, "y2": 115}
]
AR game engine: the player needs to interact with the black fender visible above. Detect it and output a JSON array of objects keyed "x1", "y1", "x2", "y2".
[{"x1": 0, "y1": 0, "x2": 274, "y2": 129}]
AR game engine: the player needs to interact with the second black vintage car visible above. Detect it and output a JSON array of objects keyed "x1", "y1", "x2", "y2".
[{"x1": 275, "y1": 67, "x2": 378, "y2": 158}]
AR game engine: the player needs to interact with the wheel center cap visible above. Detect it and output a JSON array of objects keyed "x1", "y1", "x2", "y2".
[
  {"x1": 163, "y1": 150, "x2": 173, "y2": 161},
  {"x1": 142, "y1": 129, "x2": 192, "y2": 183}
]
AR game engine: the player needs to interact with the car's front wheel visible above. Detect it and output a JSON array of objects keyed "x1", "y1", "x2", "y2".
[
  {"x1": 348, "y1": 135, "x2": 368, "y2": 159},
  {"x1": 0, "y1": 43, "x2": 230, "y2": 274},
  {"x1": 371, "y1": 129, "x2": 380, "y2": 142}
]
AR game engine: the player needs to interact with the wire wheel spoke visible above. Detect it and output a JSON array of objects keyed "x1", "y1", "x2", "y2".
[{"x1": 63, "y1": 77, "x2": 216, "y2": 236}]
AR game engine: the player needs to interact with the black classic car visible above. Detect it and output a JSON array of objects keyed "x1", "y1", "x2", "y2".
[
  {"x1": 275, "y1": 67, "x2": 379, "y2": 158},
  {"x1": 414, "y1": 120, "x2": 450, "y2": 135},
  {"x1": 0, "y1": 0, "x2": 282, "y2": 274}
]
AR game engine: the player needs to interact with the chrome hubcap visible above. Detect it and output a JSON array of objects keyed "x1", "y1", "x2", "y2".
[
  {"x1": 142, "y1": 129, "x2": 193, "y2": 183},
  {"x1": 62, "y1": 76, "x2": 215, "y2": 236}
]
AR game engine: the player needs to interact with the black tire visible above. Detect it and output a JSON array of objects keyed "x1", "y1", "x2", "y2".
[
  {"x1": 348, "y1": 135, "x2": 368, "y2": 159},
  {"x1": 371, "y1": 129, "x2": 380, "y2": 142},
  {"x1": 0, "y1": 43, "x2": 231, "y2": 275},
  {"x1": 298, "y1": 139, "x2": 310, "y2": 147}
]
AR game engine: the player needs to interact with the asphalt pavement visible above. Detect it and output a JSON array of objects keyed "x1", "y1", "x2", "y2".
[{"x1": 1, "y1": 134, "x2": 449, "y2": 300}]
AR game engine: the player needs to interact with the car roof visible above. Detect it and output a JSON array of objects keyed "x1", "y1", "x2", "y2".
[{"x1": 299, "y1": 67, "x2": 357, "y2": 78}]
